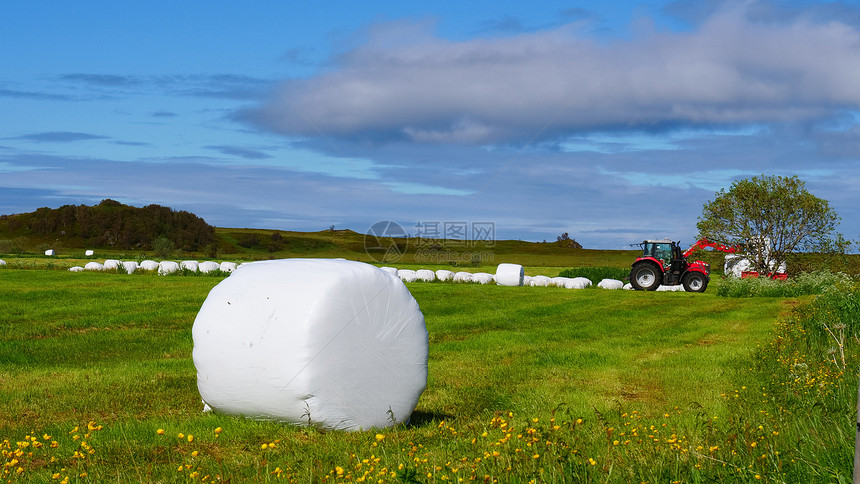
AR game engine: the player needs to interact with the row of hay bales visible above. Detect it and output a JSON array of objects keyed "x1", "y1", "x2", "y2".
[
  {"x1": 69, "y1": 259, "x2": 238, "y2": 275},
  {"x1": 382, "y1": 264, "x2": 636, "y2": 290}
]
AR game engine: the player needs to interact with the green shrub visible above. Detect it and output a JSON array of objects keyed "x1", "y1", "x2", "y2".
[
  {"x1": 558, "y1": 266, "x2": 629, "y2": 283},
  {"x1": 717, "y1": 270, "x2": 853, "y2": 297}
]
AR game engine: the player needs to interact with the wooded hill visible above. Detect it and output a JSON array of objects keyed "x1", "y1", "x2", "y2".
[{"x1": 0, "y1": 199, "x2": 215, "y2": 251}]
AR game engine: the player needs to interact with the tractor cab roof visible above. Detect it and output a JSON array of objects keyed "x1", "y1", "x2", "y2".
[{"x1": 642, "y1": 239, "x2": 674, "y2": 244}]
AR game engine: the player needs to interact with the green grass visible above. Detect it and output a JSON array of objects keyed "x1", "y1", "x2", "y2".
[{"x1": 0, "y1": 268, "x2": 850, "y2": 482}]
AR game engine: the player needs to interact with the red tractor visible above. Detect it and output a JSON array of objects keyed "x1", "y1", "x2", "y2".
[{"x1": 629, "y1": 239, "x2": 738, "y2": 293}]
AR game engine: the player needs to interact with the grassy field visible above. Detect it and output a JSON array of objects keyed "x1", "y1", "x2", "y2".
[{"x1": 5, "y1": 265, "x2": 849, "y2": 482}]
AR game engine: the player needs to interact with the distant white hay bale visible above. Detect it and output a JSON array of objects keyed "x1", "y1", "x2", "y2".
[
  {"x1": 121, "y1": 261, "x2": 139, "y2": 274},
  {"x1": 0, "y1": 259, "x2": 6, "y2": 267},
  {"x1": 435, "y1": 269, "x2": 454, "y2": 282},
  {"x1": 84, "y1": 262, "x2": 104, "y2": 271},
  {"x1": 598, "y1": 279, "x2": 624, "y2": 290},
  {"x1": 623, "y1": 283, "x2": 633, "y2": 290},
  {"x1": 571, "y1": 277, "x2": 592, "y2": 288},
  {"x1": 199, "y1": 261, "x2": 220, "y2": 273},
  {"x1": 181, "y1": 260, "x2": 200, "y2": 271},
  {"x1": 159, "y1": 261, "x2": 180, "y2": 275},
  {"x1": 192, "y1": 258, "x2": 428, "y2": 431},
  {"x1": 453, "y1": 271, "x2": 473, "y2": 283},
  {"x1": 522, "y1": 275, "x2": 533, "y2": 286},
  {"x1": 530, "y1": 275, "x2": 551, "y2": 287},
  {"x1": 551, "y1": 277, "x2": 569, "y2": 287},
  {"x1": 140, "y1": 260, "x2": 159, "y2": 271},
  {"x1": 220, "y1": 261, "x2": 237, "y2": 273},
  {"x1": 44, "y1": 249, "x2": 55, "y2": 256},
  {"x1": 104, "y1": 259, "x2": 120, "y2": 270},
  {"x1": 472, "y1": 273, "x2": 494, "y2": 284},
  {"x1": 380, "y1": 267, "x2": 398, "y2": 276},
  {"x1": 85, "y1": 250, "x2": 94, "y2": 256},
  {"x1": 416, "y1": 269, "x2": 436, "y2": 282},
  {"x1": 69, "y1": 266, "x2": 84, "y2": 272},
  {"x1": 398, "y1": 269, "x2": 418, "y2": 283},
  {"x1": 656, "y1": 285, "x2": 685, "y2": 292},
  {"x1": 495, "y1": 263, "x2": 524, "y2": 286},
  {"x1": 563, "y1": 278, "x2": 589, "y2": 289}
]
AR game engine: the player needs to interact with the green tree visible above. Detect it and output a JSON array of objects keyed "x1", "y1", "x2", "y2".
[
  {"x1": 697, "y1": 175, "x2": 844, "y2": 276},
  {"x1": 151, "y1": 235, "x2": 175, "y2": 258}
]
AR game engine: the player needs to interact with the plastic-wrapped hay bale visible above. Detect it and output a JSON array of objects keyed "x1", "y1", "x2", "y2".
[
  {"x1": 140, "y1": 260, "x2": 159, "y2": 271},
  {"x1": 495, "y1": 263, "x2": 524, "y2": 286},
  {"x1": 380, "y1": 267, "x2": 398, "y2": 276},
  {"x1": 199, "y1": 261, "x2": 220, "y2": 273},
  {"x1": 551, "y1": 277, "x2": 569, "y2": 287},
  {"x1": 104, "y1": 259, "x2": 120, "y2": 270},
  {"x1": 121, "y1": 261, "x2": 139, "y2": 274},
  {"x1": 0, "y1": 259, "x2": 5, "y2": 267},
  {"x1": 220, "y1": 261, "x2": 238, "y2": 273},
  {"x1": 416, "y1": 269, "x2": 436, "y2": 282},
  {"x1": 530, "y1": 275, "x2": 551, "y2": 287},
  {"x1": 623, "y1": 283, "x2": 634, "y2": 290},
  {"x1": 159, "y1": 261, "x2": 180, "y2": 275},
  {"x1": 453, "y1": 271, "x2": 473, "y2": 283},
  {"x1": 45, "y1": 249, "x2": 55, "y2": 256},
  {"x1": 398, "y1": 269, "x2": 418, "y2": 283},
  {"x1": 192, "y1": 259, "x2": 428, "y2": 431},
  {"x1": 69, "y1": 266, "x2": 84, "y2": 272},
  {"x1": 522, "y1": 275, "x2": 533, "y2": 286},
  {"x1": 181, "y1": 260, "x2": 200, "y2": 271},
  {"x1": 85, "y1": 250, "x2": 94, "y2": 256},
  {"x1": 598, "y1": 279, "x2": 624, "y2": 290},
  {"x1": 435, "y1": 270, "x2": 454, "y2": 282},
  {"x1": 472, "y1": 273, "x2": 494, "y2": 284},
  {"x1": 656, "y1": 285, "x2": 685, "y2": 292},
  {"x1": 571, "y1": 277, "x2": 592, "y2": 288},
  {"x1": 562, "y1": 278, "x2": 584, "y2": 289},
  {"x1": 84, "y1": 262, "x2": 104, "y2": 271}
]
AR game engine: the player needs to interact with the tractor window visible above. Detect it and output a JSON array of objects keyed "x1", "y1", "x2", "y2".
[{"x1": 643, "y1": 243, "x2": 672, "y2": 262}]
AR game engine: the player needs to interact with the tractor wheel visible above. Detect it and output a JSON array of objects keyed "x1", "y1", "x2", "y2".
[
  {"x1": 630, "y1": 264, "x2": 661, "y2": 291},
  {"x1": 682, "y1": 272, "x2": 708, "y2": 292}
]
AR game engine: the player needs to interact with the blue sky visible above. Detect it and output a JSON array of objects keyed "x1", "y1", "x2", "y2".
[{"x1": 2, "y1": 0, "x2": 859, "y2": 249}]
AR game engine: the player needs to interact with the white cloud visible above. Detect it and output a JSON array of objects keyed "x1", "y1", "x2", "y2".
[{"x1": 242, "y1": 1, "x2": 860, "y2": 145}]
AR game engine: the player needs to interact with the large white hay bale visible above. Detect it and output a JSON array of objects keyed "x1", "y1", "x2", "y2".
[
  {"x1": 121, "y1": 261, "x2": 139, "y2": 274},
  {"x1": 656, "y1": 284, "x2": 685, "y2": 292},
  {"x1": 453, "y1": 271, "x2": 473, "y2": 283},
  {"x1": 84, "y1": 262, "x2": 104, "y2": 271},
  {"x1": 199, "y1": 261, "x2": 220, "y2": 273},
  {"x1": 530, "y1": 275, "x2": 551, "y2": 287},
  {"x1": 598, "y1": 279, "x2": 624, "y2": 290},
  {"x1": 495, "y1": 263, "x2": 524, "y2": 286},
  {"x1": 416, "y1": 269, "x2": 436, "y2": 282},
  {"x1": 472, "y1": 272, "x2": 494, "y2": 284},
  {"x1": 181, "y1": 260, "x2": 200, "y2": 271},
  {"x1": 192, "y1": 259, "x2": 428, "y2": 431},
  {"x1": 398, "y1": 269, "x2": 418, "y2": 283},
  {"x1": 220, "y1": 261, "x2": 238, "y2": 273},
  {"x1": 140, "y1": 260, "x2": 159, "y2": 271},
  {"x1": 104, "y1": 259, "x2": 120, "y2": 270},
  {"x1": 435, "y1": 269, "x2": 454, "y2": 282},
  {"x1": 45, "y1": 249, "x2": 55, "y2": 256},
  {"x1": 85, "y1": 250, "x2": 94, "y2": 256},
  {"x1": 69, "y1": 266, "x2": 84, "y2": 272},
  {"x1": 380, "y1": 266, "x2": 398, "y2": 276},
  {"x1": 159, "y1": 261, "x2": 180, "y2": 275}
]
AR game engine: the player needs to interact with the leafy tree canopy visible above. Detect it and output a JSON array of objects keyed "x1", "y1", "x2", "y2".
[{"x1": 696, "y1": 175, "x2": 844, "y2": 275}]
